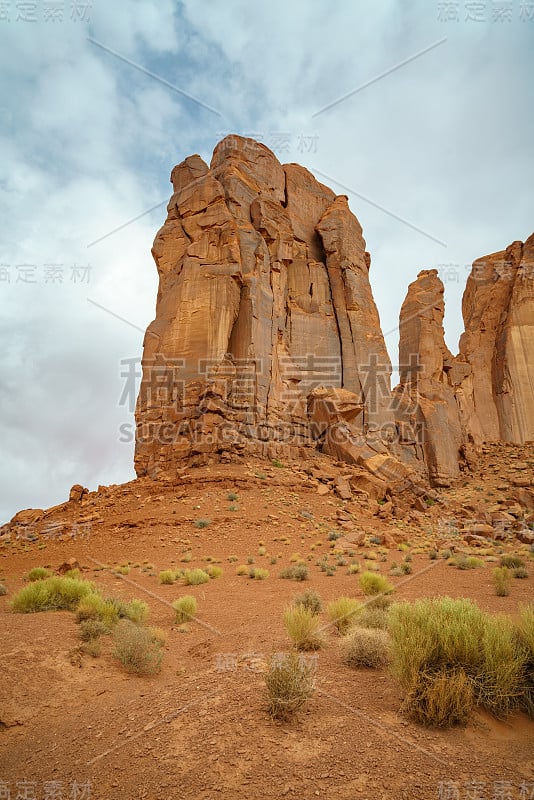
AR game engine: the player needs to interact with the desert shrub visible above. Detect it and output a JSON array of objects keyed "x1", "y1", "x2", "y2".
[
  {"x1": 115, "y1": 565, "x2": 130, "y2": 576},
  {"x1": 236, "y1": 565, "x2": 248, "y2": 576},
  {"x1": 400, "y1": 562, "x2": 413, "y2": 575},
  {"x1": 327, "y1": 597, "x2": 361, "y2": 635},
  {"x1": 227, "y1": 493, "x2": 238, "y2": 502},
  {"x1": 250, "y1": 567, "x2": 269, "y2": 580},
  {"x1": 388, "y1": 597, "x2": 532, "y2": 726},
  {"x1": 194, "y1": 519, "x2": 211, "y2": 529},
  {"x1": 159, "y1": 570, "x2": 176, "y2": 585},
  {"x1": 258, "y1": 546, "x2": 266, "y2": 556},
  {"x1": 150, "y1": 627, "x2": 167, "y2": 645},
  {"x1": 341, "y1": 627, "x2": 391, "y2": 668},
  {"x1": 0, "y1": 583, "x2": 8, "y2": 596},
  {"x1": 265, "y1": 650, "x2": 315, "y2": 720},
  {"x1": 279, "y1": 564, "x2": 309, "y2": 582},
  {"x1": 475, "y1": 614, "x2": 527, "y2": 717},
  {"x1": 493, "y1": 567, "x2": 511, "y2": 596},
  {"x1": 500, "y1": 554, "x2": 524, "y2": 569},
  {"x1": 63, "y1": 568, "x2": 81, "y2": 579},
  {"x1": 79, "y1": 618, "x2": 110, "y2": 641},
  {"x1": 455, "y1": 556, "x2": 483, "y2": 570},
  {"x1": 82, "y1": 639, "x2": 102, "y2": 658},
  {"x1": 206, "y1": 566, "x2": 223, "y2": 579},
  {"x1": 112, "y1": 598, "x2": 150, "y2": 625},
  {"x1": 283, "y1": 606, "x2": 325, "y2": 651},
  {"x1": 292, "y1": 590, "x2": 323, "y2": 615},
  {"x1": 513, "y1": 566, "x2": 529, "y2": 579},
  {"x1": 172, "y1": 595, "x2": 197, "y2": 624},
  {"x1": 517, "y1": 604, "x2": 534, "y2": 718},
  {"x1": 428, "y1": 549, "x2": 438, "y2": 560},
  {"x1": 27, "y1": 567, "x2": 52, "y2": 582},
  {"x1": 76, "y1": 595, "x2": 119, "y2": 628},
  {"x1": 347, "y1": 563, "x2": 360, "y2": 575},
  {"x1": 11, "y1": 576, "x2": 95, "y2": 613},
  {"x1": 183, "y1": 568, "x2": 210, "y2": 586},
  {"x1": 359, "y1": 572, "x2": 392, "y2": 596},
  {"x1": 406, "y1": 667, "x2": 474, "y2": 727},
  {"x1": 356, "y1": 606, "x2": 390, "y2": 630},
  {"x1": 112, "y1": 620, "x2": 163, "y2": 675}
]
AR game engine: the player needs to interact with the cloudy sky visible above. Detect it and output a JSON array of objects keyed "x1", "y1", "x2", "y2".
[{"x1": 0, "y1": 0, "x2": 532, "y2": 522}]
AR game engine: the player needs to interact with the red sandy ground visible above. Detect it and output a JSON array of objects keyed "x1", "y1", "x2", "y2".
[{"x1": 1, "y1": 448, "x2": 533, "y2": 800}]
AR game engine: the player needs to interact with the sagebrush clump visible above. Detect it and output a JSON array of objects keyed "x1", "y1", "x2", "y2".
[
  {"x1": 341, "y1": 627, "x2": 391, "y2": 668},
  {"x1": 388, "y1": 597, "x2": 531, "y2": 727},
  {"x1": 172, "y1": 595, "x2": 197, "y2": 624},
  {"x1": 264, "y1": 650, "x2": 315, "y2": 720},
  {"x1": 112, "y1": 620, "x2": 164, "y2": 675},
  {"x1": 283, "y1": 606, "x2": 325, "y2": 651},
  {"x1": 327, "y1": 597, "x2": 360, "y2": 635}
]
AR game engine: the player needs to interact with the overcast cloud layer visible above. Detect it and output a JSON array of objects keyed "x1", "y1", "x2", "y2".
[{"x1": 0, "y1": 0, "x2": 532, "y2": 522}]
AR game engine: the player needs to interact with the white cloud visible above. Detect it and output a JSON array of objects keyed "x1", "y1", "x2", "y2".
[{"x1": 0, "y1": 0, "x2": 532, "y2": 521}]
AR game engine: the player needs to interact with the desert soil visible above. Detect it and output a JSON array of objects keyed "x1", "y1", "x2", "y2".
[{"x1": 1, "y1": 445, "x2": 533, "y2": 800}]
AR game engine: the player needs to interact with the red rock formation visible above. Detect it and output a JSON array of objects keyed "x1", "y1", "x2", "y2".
[
  {"x1": 457, "y1": 235, "x2": 534, "y2": 445},
  {"x1": 394, "y1": 236, "x2": 533, "y2": 486},
  {"x1": 394, "y1": 269, "x2": 463, "y2": 486},
  {"x1": 135, "y1": 136, "x2": 395, "y2": 478}
]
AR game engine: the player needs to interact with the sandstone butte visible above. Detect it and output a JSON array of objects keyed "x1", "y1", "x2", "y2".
[{"x1": 132, "y1": 135, "x2": 533, "y2": 491}]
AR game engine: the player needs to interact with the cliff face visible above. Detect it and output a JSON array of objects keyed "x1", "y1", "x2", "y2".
[
  {"x1": 394, "y1": 237, "x2": 534, "y2": 485},
  {"x1": 134, "y1": 136, "x2": 395, "y2": 479},
  {"x1": 135, "y1": 134, "x2": 533, "y2": 487},
  {"x1": 457, "y1": 235, "x2": 534, "y2": 445},
  {"x1": 394, "y1": 269, "x2": 463, "y2": 486}
]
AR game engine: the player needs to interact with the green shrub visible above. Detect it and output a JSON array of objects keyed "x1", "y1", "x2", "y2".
[
  {"x1": 347, "y1": 563, "x2": 360, "y2": 575},
  {"x1": 356, "y1": 606, "x2": 390, "y2": 630},
  {"x1": 406, "y1": 667, "x2": 474, "y2": 728},
  {"x1": 250, "y1": 567, "x2": 269, "y2": 580},
  {"x1": 79, "y1": 618, "x2": 110, "y2": 641},
  {"x1": 359, "y1": 572, "x2": 392, "y2": 596},
  {"x1": 265, "y1": 650, "x2": 315, "y2": 720},
  {"x1": 227, "y1": 493, "x2": 239, "y2": 502},
  {"x1": 283, "y1": 606, "x2": 325, "y2": 651},
  {"x1": 159, "y1": 570, "x2": 176, "y2": 585},
  {"x1": 500, "y1": 554, "x2": 524, "y2": 569},
  {"x1": 292, "y1": 590, "x2": 323, "y2": 615},
  {"x1": 513, "y1": 566, "x2": 529, "y2": 579},
  {"x1": 112, "y1": 620, "x2": 163, "y2": 675},
  {"x1": 206, "y1": 565, "x2": 223, "y2": 579},
  {"x1": 327, "y1": 597, "x2": 361, "y2": 635},
  {"x1": 11, "y1": 576, "x2": 95, "y2": 613},
  {"x1": 119, "y1": 598, "x2": 150, "y2": 624},
  {"x1": 517, "y1": 604, "x2": 534, "y2": 718},
  {"x1": 493, "y1": 567, "x2": 511, "y2": 596},
  {"x1": 455, "y1": 556, "x2": 483, "y2": 570},
  {"x1": 194, "y1": 519, "x2": 211, "y2": 529},
  {"x1": 279, "y1": 564, "x2": 309, "y2": 582},
  {"x1": 475, "y1": 614, "x2": 527, "y2": 717},
  {"x1": 341, "y1": 627, "x2": 391, "y2": 668},
  {"x1": 388, "y1": 597, "x2": 531, "y2": 727},
  {"x1": 76, "y1": 594, "x2": 119, "y2": 628},
  {"x1": 26, "y1": 567, "x2": 53, "y2": 582},
  {"x1": 183, "y1": 568, "x2": 210, "y2": 586},
  {"x1": 172, "y1": 595, "x2": 197, "y2": 624}
]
